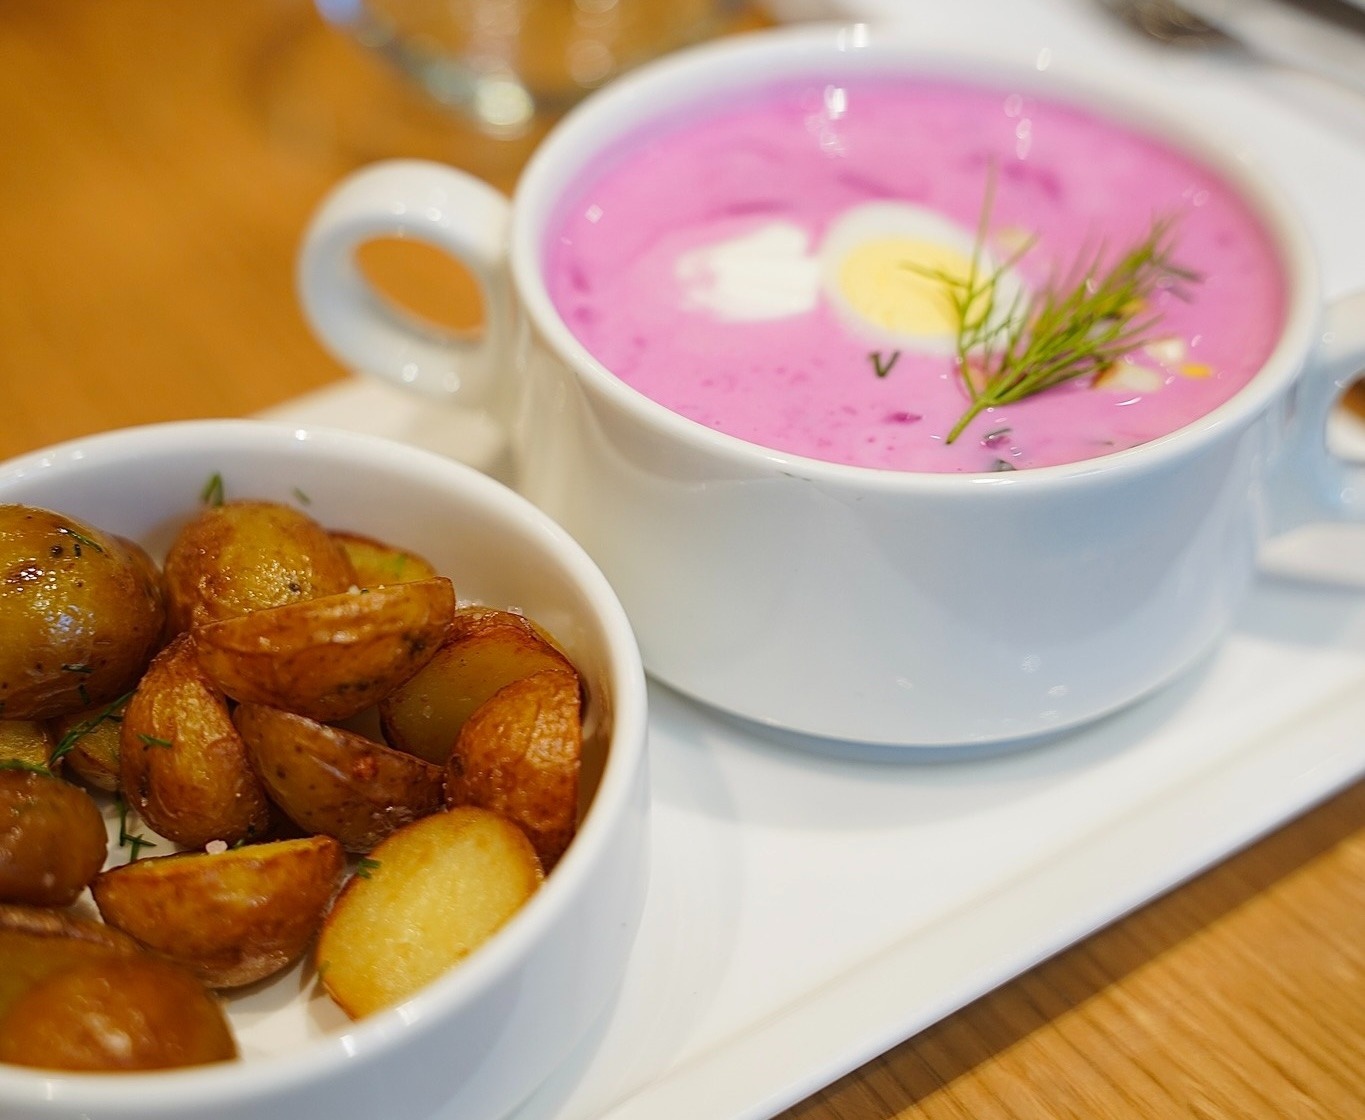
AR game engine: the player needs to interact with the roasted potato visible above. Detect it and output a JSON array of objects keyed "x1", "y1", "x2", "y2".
[
  {"x1": 121, "y1": 632, "x2": 271, "y2": 849},
  {"x1": 315, "y1": 806, "x2": 543, "y2": 1018},
  {"x1": 49, "y1": 695, "x2": 127, "y2": 792},
  {"x1": 92, "y1": 835, "x2": 346, "y2": 988},
  {"x1": 445, "y1": 668, "x2": 582, "y2": 870},
  {"x1": 193, "y1": 577, "x2": 456, "y2": 723},
  {"x1": 0, "y1": 769, "x2": 107, "y2": 906},
  {"x1": 0, "y1": 956, "x2": 236, "y2": 1071},
  {"x1": 0, "y1": 719, "x2": 55, "y2": 771},
  {"x1": 381, "y1": 607, "x2": 577, "y2": 765},
  {"x1": 0, "y1": 504, "x2": 165, "y2": 720},
  {"x1": 235, "y1": 703, "x2": 444, "y2": 852},
  {"x1": 332, "y1": 530, "x2": 440, "y2": 588},
  {"x1": 162, "y1": 499, "x2": 357, "y2": 632},
  {"x1": 0, "y1": 905, "x2": 143, "y2": 1018}
]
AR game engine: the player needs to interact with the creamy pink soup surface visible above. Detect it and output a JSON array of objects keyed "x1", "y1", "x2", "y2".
[{"x1": 544, "y1": 75, "x2": 1286, "y2": 472}]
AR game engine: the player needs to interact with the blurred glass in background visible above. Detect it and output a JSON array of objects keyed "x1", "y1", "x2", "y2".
[{"x1": 316, "y1": 0, "x2": 742, "y2": 137}]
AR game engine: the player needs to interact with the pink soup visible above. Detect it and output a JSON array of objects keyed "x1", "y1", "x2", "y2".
[{"x1": 544, "y1": 75, "x2": 1286, "y2": 472}]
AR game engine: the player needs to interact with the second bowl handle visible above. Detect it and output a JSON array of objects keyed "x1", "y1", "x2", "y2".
[{"x1": 297, "y1": 159, "x2": 514, "y2": 408}]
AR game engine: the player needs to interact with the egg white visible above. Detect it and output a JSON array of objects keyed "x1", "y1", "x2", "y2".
[{"x1": 674, "y1": 221, "x2": 821, "y2": 321}]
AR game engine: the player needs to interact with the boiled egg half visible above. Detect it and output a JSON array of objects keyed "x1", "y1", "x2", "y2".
[{"x1": 674, "y1": 201, "x2": 1024, "y2": 352}]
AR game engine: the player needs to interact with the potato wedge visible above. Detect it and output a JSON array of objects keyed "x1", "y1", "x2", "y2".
[
  {"x1": 381, "y1": 607, "x2": 577, "y2": 765},
  {"x1": 332, "y1": 530, "x2": 440, "y2": 588},
  {"x1": 49, "y1": 694, "x2": 128, "y2": 792},
  {"x1": 315, "y1": 806, "x2": 543, "y2": 1018},
  {"x1": 162, "y1": 499, "x2": 357, "y2": 632},
  {"x1": 120, "y1": 632, "x2": 271, "y2": 848},
  {"x1": 0, "y1": 904, "x2": 143, "y2": 1019},
  {"x1": 92, "y1": 835, "x2": 346, "y2": 988},
  {"x1": 0, "y1": 769, "x2": 107, "y2": 906},
  {"x1": 445, "y1": 668, "x2": 582, "y2": 870},
  {"x1": 0, "y1": 955, "x2": 236, "y2": 1071},
  {"x1": 193, "y1": 577, "x2": 456, "y2": 722},
  {"x1": 0, "y1": 504, "x2": 165, "y2": 720},
  {"x1": 0, "y1": 719, "x2": 55, "y2": 771},
  {"x1": 235, "y1": 704, "x2": 443, "y2": 852}
]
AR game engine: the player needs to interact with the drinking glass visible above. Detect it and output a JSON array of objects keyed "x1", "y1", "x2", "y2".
[{"x1": 315, "y1": 0, "x2": 742, "y2": 137}]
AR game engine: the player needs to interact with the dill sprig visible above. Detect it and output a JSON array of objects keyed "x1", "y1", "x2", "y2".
[
  {"x1": 114, "y1": 794, "x2": 157, "y2": 862},
  {"x1": 914, "y1": 177, "x2": 1199, "y2": 444}
]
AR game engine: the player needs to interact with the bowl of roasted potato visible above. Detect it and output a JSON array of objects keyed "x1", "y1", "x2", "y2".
[{"x1": 0, "y1": 419, "x2": 651, "y2": 1120}]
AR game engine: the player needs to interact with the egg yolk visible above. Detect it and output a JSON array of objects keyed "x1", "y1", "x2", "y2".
[{"x1": 836, "y1": 237, "x2": 980, "y2": 341}]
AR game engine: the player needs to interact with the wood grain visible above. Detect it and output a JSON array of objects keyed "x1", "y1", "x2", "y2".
[{"x1": 2, "y1": 3, "x2": 1364, "y2": 1117}]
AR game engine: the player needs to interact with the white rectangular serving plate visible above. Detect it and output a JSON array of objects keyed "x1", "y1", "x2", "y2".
[
  {"x1": 267, "y1": 379, "x2": 1365, "y2": 1120},
  {"x1": 263, "y1": 1, "x2": 1365, "y2": 1116}
]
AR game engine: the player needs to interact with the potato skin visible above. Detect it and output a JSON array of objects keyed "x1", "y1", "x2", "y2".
[
  {"x1": 0, "y1": 956, "x2": 237, "y2": 1071},
  {"x1": 0, "y1": 905, "x2": 143, "y2": 1020},
  {"x1": 194, "y1": 577, "x2": 456, "y2": 723},
  {"x1": 235, "y1": 704, "x2": 443, "y2": 852},
  {"x1": 92, "y1": 835, "x2": 346, "y2": 988},
  {"x1": 316, "y1": 806, "x2": 543, "y2": 1018},
  {"x1": 0, "y1": 719, "x2": 56, "y2": 771},
  {"x1": 120, "y1": 632, "x2": 271, "y2": 849},
  {"x1": 162, "y1": 499, "x2": 358, "y2": 633},
  {"x1": 0, "y1": 504, "x2": 165, "y2": 720},
  {"x1": 48, "y1": 696, "x2": 127, "y2": 792},
  {"x1": 0, "y1": 769, "x2": 107, "y2": 906},
  {"x1": 445, "y1": 668, "x2": 583, "y2": 870},
  {"x1": 332, "y1": 531, "x2": 440, "y2": 588},
  {"x1": 381, "y1": 606, "x2": 577, "y2": 765}
]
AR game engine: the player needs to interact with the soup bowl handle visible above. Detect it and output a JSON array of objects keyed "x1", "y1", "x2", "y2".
[
  {"x1": 1268, "y1": 288, "x2": 1365, "y2": 531},
  {"x1": 297, "y1": 160, "x2": 514, "y2": 409}
]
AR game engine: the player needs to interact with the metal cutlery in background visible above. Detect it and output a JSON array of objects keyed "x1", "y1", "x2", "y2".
[{"x1": 1102, "y1": 0, "x2": 1365, "y2": 96}]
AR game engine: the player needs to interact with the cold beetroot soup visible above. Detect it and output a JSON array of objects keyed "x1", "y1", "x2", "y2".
[{"x1": 543, "y1": 73, "x2": 1287, "y2": 473}]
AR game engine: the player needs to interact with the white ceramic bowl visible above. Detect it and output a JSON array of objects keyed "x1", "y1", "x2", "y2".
[
  {"x1": 0, "y1": 419, "x2": 651, "y2": 1120},
  {"x1": 296, "y1": 23, "x2": 1365, "y2": 748}
]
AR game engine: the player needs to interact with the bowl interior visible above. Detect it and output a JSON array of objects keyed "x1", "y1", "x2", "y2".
[{"x1": 0, "y1": 419, "x2": 646, "y2": 1112}]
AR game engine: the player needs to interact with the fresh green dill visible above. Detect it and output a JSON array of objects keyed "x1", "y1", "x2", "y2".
[
  {"x1": 57, "y1": 525, "x2": 104, "y2": 555},
  {"x1": 50, "y1": 690, "x2": 132, "y2": 766},
  {"x1": 354, "y1": 856, "x2": 381, "y2": 879},
  {"x1": 868, "y1": 350, "x2": 901, "y2": 379},
  {"x1": 292, "y1": 487, "x2": 312, "y2": 505},
  {"x1": 909, "y1": 174, "x2": 1200, "y2": 444},
  {"x1": 138, "y1": 733, "x2": 174, "y2": 749},
  {"x1": 201, "y1": 472, "x2": 226, "y2": 507},
  {"x1": 114, "y1": 794, "x2": 157, "y2": 862},
  {"x1": 0, "y1": 759, "x2": 51, "y2": 775}
]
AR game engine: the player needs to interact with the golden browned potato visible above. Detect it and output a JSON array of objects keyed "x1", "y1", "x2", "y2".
[
  {"x1": 0, "y1": 769, "x2": 107, "y2": 906},
  {"x1": 380, "y1": 607, "x2": 577, "y2": 765},
  {"x1": 162, "y1": 499, "x2": 358, "y2": 632},
  {"x1": 0, "y1": 504, "x2": 165, "y2": 720},
  {"x1": 445, "y1": 668, "x2": 583, "y2": 871},
  {"x1": 0, "y1": 905, "x2": 143, "y2": 1018},
  {"x1": 332, "y1": 530, "x2": 440, "y2": 588},
  {"x1": 0, "y1": 719, "x2": 55, "y2": 771},
  {"x1": 193, "y1": 577, "x2": 456, "y2": 723},
  {"x1": 0, "y1": 956, "x2": 237, "y2": 1071},
  {"x1": 49, "y1": 695, "x2": 128, "y2": 792},
  {"x1": 92, "y1": 835, "x2": 346, "y2": 988},
  {"x1": 235, "y1": 704, "x2": 443, "y2": 852},
  {"x1": 315, "y1": 806, "x2": 543, "y2": 1018},
  {"x1": 121, "y1": 632, "x2": 271, "y2": 849}
]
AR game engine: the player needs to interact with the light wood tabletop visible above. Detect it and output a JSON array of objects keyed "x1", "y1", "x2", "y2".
[{"x1": 4, "y1": 2, "x2": 1365, "y2": 1117}]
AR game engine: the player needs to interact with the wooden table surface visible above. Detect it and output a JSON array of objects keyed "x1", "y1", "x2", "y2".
[{"x1": 4, "y1": 2, "x2": 1365, "y2": 1117}]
